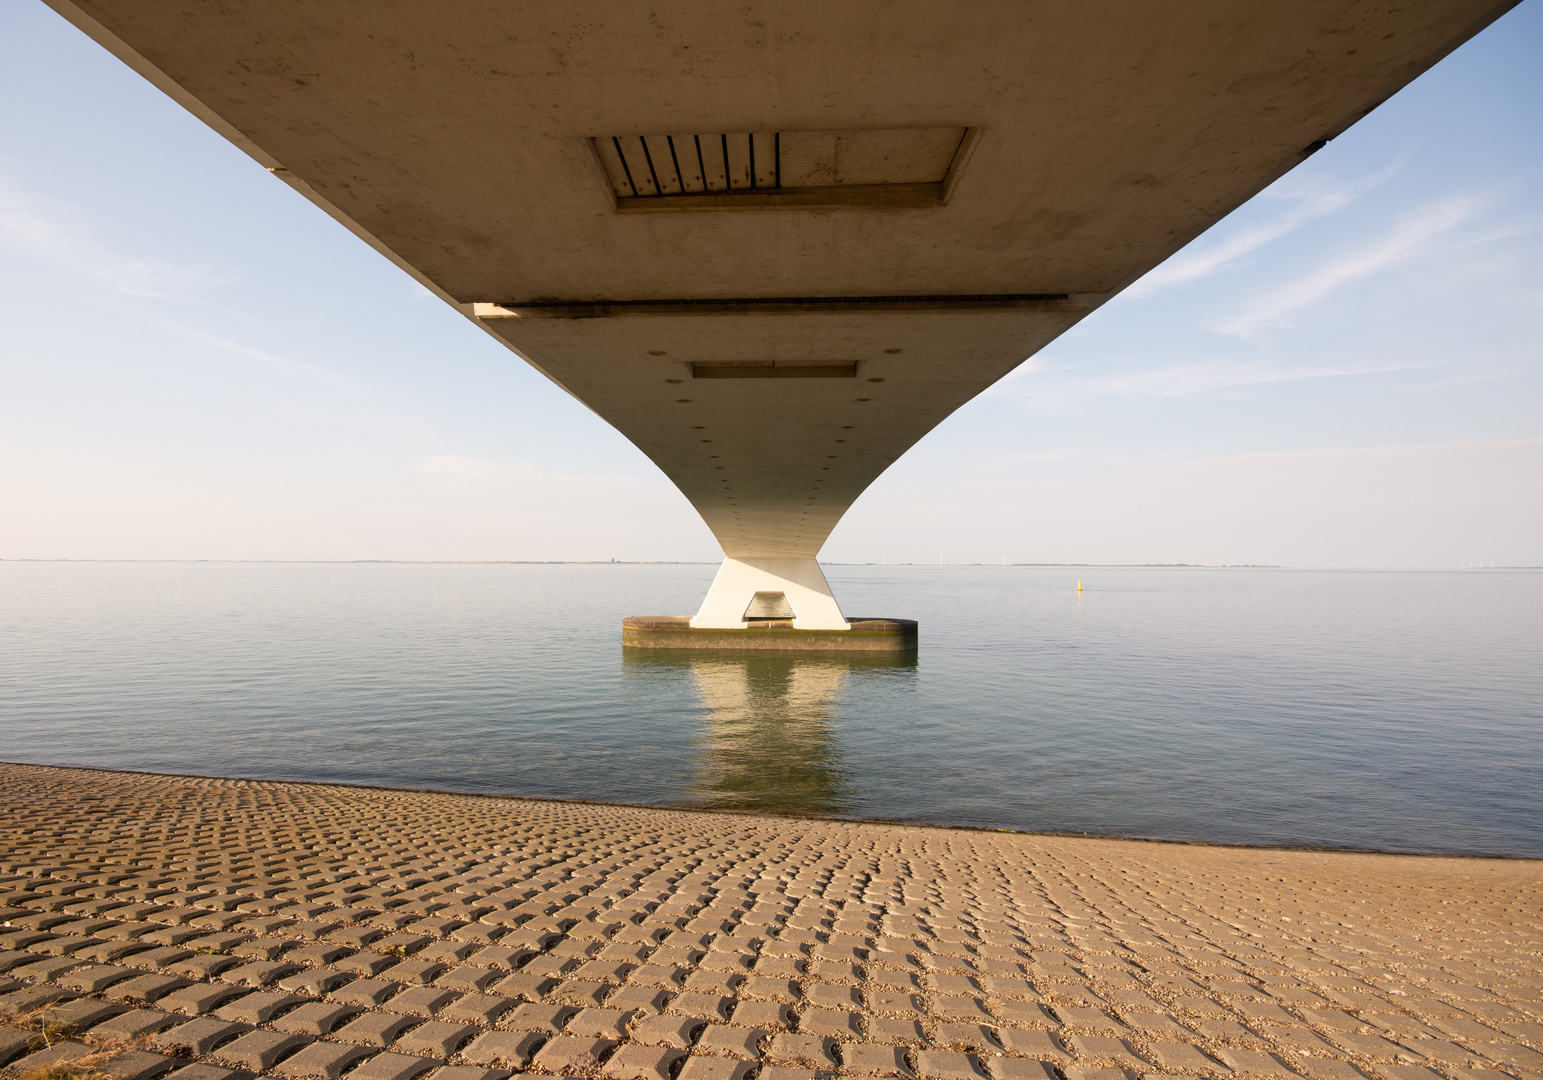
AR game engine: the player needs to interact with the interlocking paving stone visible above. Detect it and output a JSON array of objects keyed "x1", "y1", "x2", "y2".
[
  {"x1": 983, "y1": 1060, "x2": 1057, "y2": 1080},
  {"x1": 219, "y1": 960, "x2": 301, "y2": 987},
  {"x1": 1144, "y1": 1039, "x2": 1227, "y2": 1072},
  {"x1": 56, "y1": 963, "x2": 139, "y2": 993},
  {"x1": 676, "y1": 1058, "x2": 757, "y2": 1080},
  {"x1": 272, "y1": 1001, "x2": 361, "y2": 1036},
  {"x1": 1333, "y1": 1032, "x2": 1415, "y2": 1059},
  {"x1": 565, "y1": 1007, "x2": 636, "y2": 1039},
  {"x1": 994, "y1": 1029, "x2": 1068, "y2": 1061},
  {"x1": 1378, "y1": 1067, "x2": 1446, "y2": 1080},
  {"x1": 869, "y1": 990, "x2": 926, "y2": 1015},
  {"x1": 438, "y1": 991, "x2": 511, "y2": 1026},
  {"x1": 1066, "y1": 1034, "x2": 1145, "y2": 1068},
  {"x1": 157, "y1": 982, "x2": 249, "y2": 1017},
  {"x1": 461, "y1": 1030, "x2": 547, "y2": 1068},
  {"x1": 1273, "y1": 1027, "x2": 1345, "y2": 1056},
  {"x1": 1055, "y1": 1007, "x2": 1130, "y2": 1034},
  {"x1": 152, "y1": 1017, "x2": 253, "y2": 1056},
  {"x1": 421, "y1": 942, "x2": 479, "y2": 965},
  {"x1": 913, "y1": 1050, "x2": 988, "y2": 1080},
  {"x1": 272, "y1": 1040, "x2": 377, "y2": 1079},
  {"x1": 1216, "y1": 1047, "x2": 1297, "y2": 1077},
  {"x1": 530, "y1": 1034, "x2": 618, "y2": 1072},
  {"x1": 213, "y1": 990, "x2": 306, "y2": 1025},
  {"x1": 383, "y1": 986, "x2": 462, "y2": 1017},
  {"x1": 799, "y1": 1009, "x2": 862, "y2": 1037},
  {"x1": 333, "y1": 1011, "x2": 424, "y2": 1047},
  {"x1": 759, "y1": 1068, "x2": 834, "y2": 1080},
  {"x1": 0, "y1": 1026, "x2": 38, "y2": 1067},
  {"x1": 120, "y1": 950, "x2": 192, "y2": 972},
  {"x1": 232, "y1": 939, "x2": 298, "y2": 962},
  {"x1": 87, "y1": 1007, "x2": 180, "y2": 1043},
  {"x1": 693, "y1": 1024, "x2": 764, "y2": 1059},
  {"x1": 336, "y1": 950, "x2": 400, "y2": 977},
  {"x1": 504, "y1": 1003, "x2": 578, "y2": 1032},
  {"x1": 349, "y1": 1051, "x2": 441, "y2": 1080},
  {"x1": 942, "y1": 1027, "x2": 1005, "y2": 1056},
  {"x1": 166, "y1": 955, "x2": 244, "y2": 981},
  {"x1": 11, "y1": 956, "x2": 83, "y2": 983},
  {"x1": 629, "y1": 1014, "x2": 704, "y2": 1048},
  {"x1": 36, "y1": 996, "x2": 128, "y2": 1032},
  {"x1": 278, "y1": 968, "x2": 355, "y2": 996},
  {"x1": 427, "y1": 1067, "x2": 511, "y2": 1080},
  {"x1": 601, "y1": 1042, "x2": 687, "y2": 1080},
  {"x1": 437, "y1": 967, "x2": 500, "y2": 993},
  {"x1": 839, "y1": 1043, "x2": 915, "y2": 1077},
  {"x1": 667, "y1": 992, "x2": 733, "y2": 1021},
  {"x1": 9, "y1": 1040, "x2": 98, "y2": 1074},
  {"x1": 869, "y1": 1017, "x2": 928, "y2": 1045},
  {"x1": 100, "y1": 1049, "x2": 179, "y2": 1080},
  {"x1": 212, "y1": 1029, "x2": 312, "y2": 1071},
  {"x1": 330, "y1": 979, "x2": 407, "y2": 1008},
  {"x1": 488, "y1": 972, "x2": 554, "y2": 1000},
  {"x1": 288, "y1": 943, "x2": 353, "y2": 967},
  {"x1": 1480, "y1": 1043, "x2": 1543, "y2": 1069},
  {"x1": 1123, "y1": 1011, "x2": 1193, "y2": 1039},
  {"x1": 766, "y1": 1033, "x2": 837, "y2": 1067},
  {"x1": 394, "y1": 1018, "x2": 477, "y2": 1058},
  {"x1": 549, "y1": 979, "x2": 613, "y2": 1008}
]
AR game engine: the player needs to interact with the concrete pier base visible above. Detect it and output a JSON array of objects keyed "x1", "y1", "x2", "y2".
[{"x1": 624, "y1": 615, "x2": 917, "y2": 652}]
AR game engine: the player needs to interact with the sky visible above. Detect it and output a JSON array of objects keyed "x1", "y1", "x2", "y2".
[{"x1": 0, "y1": 2, "x2": 1538, "y2": 567}]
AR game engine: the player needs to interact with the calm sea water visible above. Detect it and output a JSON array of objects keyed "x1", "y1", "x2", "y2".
[{"x1": 1, "y1": 562, "x2": 1538, "y2": 857}]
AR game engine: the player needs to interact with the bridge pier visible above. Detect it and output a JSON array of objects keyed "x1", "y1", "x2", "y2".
[
  {"x1": 690, "y1": 557, "x2": 849, "y2": 631},
  {"x1": 623, "y1": 556, "x2": 916, "y2": 653}
]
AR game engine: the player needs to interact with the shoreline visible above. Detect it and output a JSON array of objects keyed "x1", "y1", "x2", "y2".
[
  {"x1": 2, "y1": 762, "x2": 1539, "y2": 1080},
  {"x1": 2, "y1": 760, "x2": 1537, "y2": 865}
]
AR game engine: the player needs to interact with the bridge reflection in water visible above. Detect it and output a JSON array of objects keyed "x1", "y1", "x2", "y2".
[{"x1": 622, "y1": 652, "x2": 917, "y2": 817}]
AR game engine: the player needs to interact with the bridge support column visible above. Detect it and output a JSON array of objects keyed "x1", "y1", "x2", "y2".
[{"x1": 690, "y1": 557, "x2": 850, "y2": 631}]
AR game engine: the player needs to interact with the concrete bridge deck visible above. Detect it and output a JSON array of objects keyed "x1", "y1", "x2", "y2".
[
  {"x1": 40, "y1": 0, "x2": 1517, "y2": 632},
  {"x1": 1, "y1": 764, "x2": 1538, "y2": 1080}
]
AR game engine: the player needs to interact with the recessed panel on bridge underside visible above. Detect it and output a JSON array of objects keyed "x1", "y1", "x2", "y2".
[
  {"x1": 692, "y1": 362, "x2": 857, "y2": 379},
  {"x1": 591, "y1": 128, "x2": 978, "y2": 211}
]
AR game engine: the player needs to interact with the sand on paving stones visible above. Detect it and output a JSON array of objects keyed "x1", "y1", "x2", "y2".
[{"x1": 0, "y1": 763, "x2": 1538, "y2": 1080}]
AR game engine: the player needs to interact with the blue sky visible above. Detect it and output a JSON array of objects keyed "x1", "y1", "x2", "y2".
[{"x1": 1, "y1": 1, "x2": 1538, "y2": 566}]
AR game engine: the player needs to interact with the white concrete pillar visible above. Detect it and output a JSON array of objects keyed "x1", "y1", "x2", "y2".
[{"x1": 690, "y1": 557, "x2": 850, "y2": 631}]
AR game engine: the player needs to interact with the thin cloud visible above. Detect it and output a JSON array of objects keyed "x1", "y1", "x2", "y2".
[
  {"x1": 1008, "y1": 354, "x2": 1438, "y2": 417},
  {"x1": 1217, "y1": 196, "x2": 1482, "y2": 336},
  {"x1": 1128, "y1": 163, "x2": 1401, "y2": 296},
  {"x1": 126, "y1": 311, "x2": 334, "y2": 375},
  {"x1": 1079, "y1": 355, "x2": 1435, "y2": 398},
  {"x1": 0, "y1": 175, "x2": 210, "y2": 298},
  {"x1": 987, "y1": 435, "x2": 1543, "y2": 475},
  {"x1": 411, "y1": 455, "x2": 628, "y2": 492},
  {"x1": 1149, "y1": 434, "x2": 1543, "y2": 472}
]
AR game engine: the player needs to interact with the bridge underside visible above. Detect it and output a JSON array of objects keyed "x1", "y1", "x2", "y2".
[
  {"x1": 474, "y1": 303, "x2": 1086, "y2": 563},
  {"x1": 43, "y1": 0, "x2": 1515, "y2": 632}
]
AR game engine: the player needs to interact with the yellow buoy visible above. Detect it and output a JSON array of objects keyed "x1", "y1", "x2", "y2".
[{"x1": 1077, "y1": 580, "x2": 1083, "y2": 593}]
